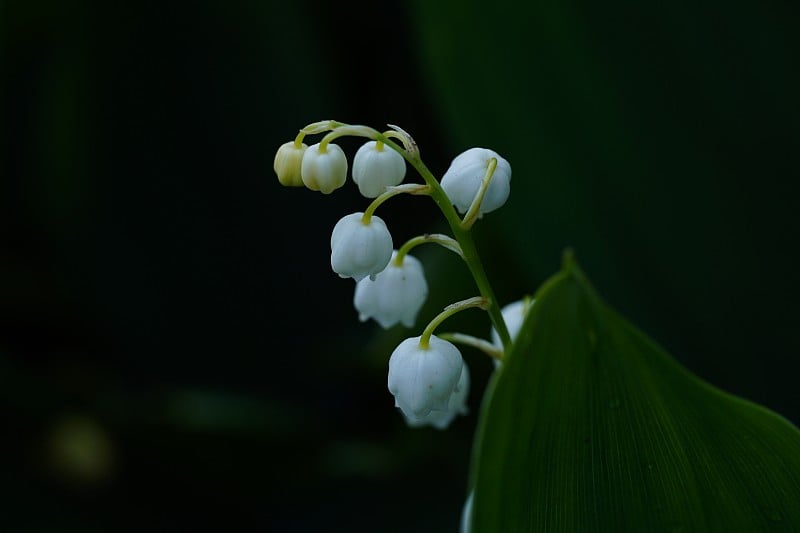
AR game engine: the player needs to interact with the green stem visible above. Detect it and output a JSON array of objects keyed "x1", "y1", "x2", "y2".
[
  {"x1": 438, "y1": 332, "x2": 504, "y2": 361},
  {"x1": 420, "y1": 297, "x2": 489, "y2": 349},
  {"x1": 395, "y1": 234, "x2": 463, "y2": 265},
  {"x1": 461, "y1": 157, "x2": 497, "y2": 229},
  {"x1": 362, "y1": 184, "x2": 430, "y2": 224},
  {"x1": 300, "y1": 119, "x2": 344, "y2": 135},
  {"x1": 320, "y1": 125, "x2": 381, "y2": 151},
  {"x1": 374, "y1": 133, "x2": 513, "y2": 353}
]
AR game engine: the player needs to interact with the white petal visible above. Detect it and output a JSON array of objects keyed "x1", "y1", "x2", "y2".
[
  {"x1": 402, "y1": 362, "x2": 470, "y2": 430},
  {"x1": 330, "y1": 213, "x2": 393, "y2": 282},
  {"x1": 352, "y1": 141, "x2": 407, "y2": 198},
  {"x1": 300, "y1": 142, "x2": 348, "y2": 194},
  {"x1": 441, "y1": 147, "x2": 511, "y2": 215},
  {"x1": 490, "y1": 298, "x2": 533, "y2": 348},
  {"x1": 387, "y1": 336, "x2": 463, "y2": 418},
  {"x1": 353, "y1": 251, "x2": 428, "y2": 329},
  {"x1": 461, "y1": 491, "x2": 474, "y2": 533}
]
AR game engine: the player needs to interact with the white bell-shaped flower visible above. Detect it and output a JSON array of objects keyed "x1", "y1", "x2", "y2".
[
  {"x1": 330, "y1": 213, "x2": 393, "y2": 282},
  {"x1": 461, "y1": 490, "x2": 474, "y2": 533},
  {"x1": 300, "y1": 142, "x2": 348, "y2": 194},
  {"x1": 351, "y1": 140, "x2": 407, "y2": 198},
  {"x1": 274, "y1": 141, "x2": 308, "y2": 187},
  {"x1": 490, "y1": 298, "x2": 533, "y2": 348},
  {"x1": 441, "y1": 147, "x2": 511, "y2": 215},
  {"x1": 353, "y1": 250, "x2": 428, "y2": 329},
  {"x1": 388, "y1": 335, "x2": 464, "y2": 418},
  {"x1": 403, "y1": 360, "x2": 469, "y2": 430}
]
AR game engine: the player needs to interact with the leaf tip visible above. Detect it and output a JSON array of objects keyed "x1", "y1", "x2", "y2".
[{"x1": 561, "y1": 247, "x2": 577, "y2": 271}]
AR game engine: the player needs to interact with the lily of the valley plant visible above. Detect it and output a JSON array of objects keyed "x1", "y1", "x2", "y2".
[
  {"x1": 276, "y1": 120, "x2": 800, "y2": 533},
  {"x1": 276, "y1": 120, "x2": 537, "y2": 532},
  {"x1": 275, "y1": 120, "x2": 531, "y2": 430}
]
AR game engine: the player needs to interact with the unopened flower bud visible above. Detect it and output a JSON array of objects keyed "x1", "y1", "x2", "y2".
[
  {"x1": 331, "y1": 213, "x2": 393, "y2": 282},
  {"x1": 388, "y1": 335, "x2": 464, "y2": 418},
  {"x1": 354, "y1": 251, "x2": 428, "y2": 329},
  {"x1": 403, "y1": 361, "x2": 469, "y2": 429},
  {"x1": 301, "y1": 142, "x2": 348, "y2": 194},
  {"x1": 441, "y1": 147, "x2": 511, "y2": 215},
  {"x1": 352, "y1": 141, "x2": 407, "y2": 198},
  {"x1": 274, "y1": 141, "x2": 308, "y2": 187}
]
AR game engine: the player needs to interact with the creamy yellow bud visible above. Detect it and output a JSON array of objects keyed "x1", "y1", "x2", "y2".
[{"x1": 274, "y1": 141, "x2": 308, "y2": 187}]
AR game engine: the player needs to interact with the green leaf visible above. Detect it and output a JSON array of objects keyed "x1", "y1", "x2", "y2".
[
  {"x1": 468, "y1": 252, "x2": 800, "y2": 532},
  {"x1": 409, "y1": 0, "x2": 800, "y2": 423}
]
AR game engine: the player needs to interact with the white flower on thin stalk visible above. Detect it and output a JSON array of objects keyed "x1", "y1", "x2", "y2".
[
  {"x1": 300, "y1": 142, "x2": 348, "y2": 194},
  {"x1": 441, "y1": 147, "x2": 511, "y2": 216},
  {"x1": 403, "y1": 361, "x2": 469, "y2": 430},
  {"x1": 388, "y1": 335, "x2": 464, "y2": 419},
  {"x1": 273, "y1": 141, "x2": 308, "y2": 187},
  {"x1": 352, "y1": 140, "x2": 407, "y2": 198},
  {"x1": 330, "y1": 213, "x2": 393, "y2": 282},
  {"x1": 354, "y1": 250, "x2": 428, "y2": 329},
  {"x1": 490, "y1": 298, "x2": 534, "y2": 348}
]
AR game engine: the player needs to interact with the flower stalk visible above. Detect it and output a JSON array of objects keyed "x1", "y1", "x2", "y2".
[
  {"x1": 395, "y1": 233, "x2": 463, "y2": 265},
  {"x1": 362, "y1": 183, "x2": 430, "y2": 223},
  {"x1": 461, "y1": 157, "x2": 497, "y2": 229},
  {"x1": 420, "y1": 296, "x2": 490, "y2": 350},
  {"x1": 374, "y1": 133, "x2": 513, "y2": 352}
]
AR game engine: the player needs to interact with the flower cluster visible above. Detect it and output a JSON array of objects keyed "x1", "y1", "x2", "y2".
[{"x1": 275, "y1": 120, "x2": 530, "y2": 430}]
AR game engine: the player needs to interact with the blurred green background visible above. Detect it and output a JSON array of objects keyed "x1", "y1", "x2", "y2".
[{"x1": 1, "y1": 0, "x2": 798, "y2": 531}]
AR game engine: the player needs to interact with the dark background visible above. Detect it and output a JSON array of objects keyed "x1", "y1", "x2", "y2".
[{"x1": 2, "y1": 1, "x2": 798, "y2": 531}]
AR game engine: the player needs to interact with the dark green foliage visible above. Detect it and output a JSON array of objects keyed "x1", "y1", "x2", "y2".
[
  {"x1": 411, "y1": 0, "x2": 800, "y2": 425},
  {"x1": 469, "y1": 254, "x2": 800, "y2": 531}
]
